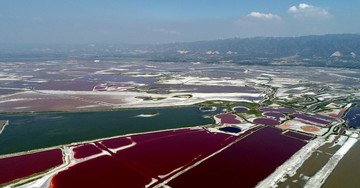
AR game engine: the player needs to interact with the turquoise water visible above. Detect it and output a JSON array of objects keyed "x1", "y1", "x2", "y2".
[{"x1": 0, "y1": 107, "x2": 224, "y2": 155}]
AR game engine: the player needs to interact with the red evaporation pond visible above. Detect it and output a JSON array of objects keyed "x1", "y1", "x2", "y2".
[
  {"x1": 290, "y1": 113, "x2": 331, "y2": 125},
  {"x1": 116, "y1": 128, "x2": 237, "y2": 177},
  {"x1": 35, "y1": 80, "x2": 100, "y2": 91},
  {"x1": 50, "y1": 155, "x2": 153, "y2": 188},
  {"x1": 283, "y1": 131, "x2": 313, "y2": 141},
  {"x1": 216, "y1": 114, "x2": 241, "y2": 124},
  {"x1": 73, "y1": 144, "x2": 102, "y2": 159},
  {"x1": 101, "y1": 137, "x2": 133, "y2": 149},
  {"x1": 131, "y1": 128, "x2": 195, "y2": 143},
  {"x1": 0, "y1": 149, "x2": 63, "y2": 185},
  {"x1": 253, "y1": 118, "x2": 280, "y2": 126},
  {"x1": 168, "y1": 126, "x2": 307, "y2": 188},
  {"x1": 263, "y1": 112, "x2": 286, "y2": 119}
]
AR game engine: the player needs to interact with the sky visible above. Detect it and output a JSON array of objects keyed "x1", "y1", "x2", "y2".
[{"x1": 0, "y1": 0, "x2": 359, "y2": 44}]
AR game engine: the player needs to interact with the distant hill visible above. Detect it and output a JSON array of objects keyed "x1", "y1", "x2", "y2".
[
  {"x1": 142, "y1": 34, "x2": 358, "y2": 57},
  {"x1": 131, "y1": 34, "x2": 360, "y2": 68},
  {"x1": 1, "y1": 34, "x2": 360, "y2": 68}
]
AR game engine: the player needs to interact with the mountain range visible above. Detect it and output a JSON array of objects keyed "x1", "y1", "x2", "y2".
[{"x1": 1, "y1": 34, "x2": 360, "y2": 68}]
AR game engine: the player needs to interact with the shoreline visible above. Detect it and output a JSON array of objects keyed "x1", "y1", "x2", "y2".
[{"x1": 0, "y1": 120, "x2": 9, "y2": 135}]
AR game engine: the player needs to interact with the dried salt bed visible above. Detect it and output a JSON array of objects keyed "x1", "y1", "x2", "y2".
[
  {"x1": 130, "y1": 73, "x2": 163, "y2": 78},
  {"x1": 135, "y1": 113, "x2": 159, "y2": 118},
  {"x1": 275, "y1": 86, "x2": 306, "y2": 96},
  {"x1": 122, "y1": 92, "x2": 264, "y2": 109},
  {"x1": 94, "y1": 68, "x2": 129, "y2": 75},
  {"x1": 0, "y1": 89, "x2": 264, "y2": 112},
  {"x1": 268, "y1": 78, "x2": 301, "y2": 88},
  {"x1": 270, "y1": 103, "x2": 281, "y2": 107},
  {"x1": 325, "y1": 103, "x2": 337, "y2": 108},
  {"x1": 275, "y1": 88, "x2": 289, "y2": 97},
  {"x1": 317, "y1": 94, "x2": 340, "y2": 101},
  {"x1": 233, "y1": 123, "x2": 255, "y2": 131}
]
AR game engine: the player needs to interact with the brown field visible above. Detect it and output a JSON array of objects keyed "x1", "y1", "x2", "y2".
[
  {"x1": 300, "y1": 126, "x2": 320, "y2": 132},
  {"x1": 277, "y1": 121, "x2": 292, "y2": 129}
]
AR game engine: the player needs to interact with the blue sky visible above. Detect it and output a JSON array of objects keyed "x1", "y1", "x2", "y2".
[{"x1": 1, "y1": 0, "x2": 359, "y2": 44}]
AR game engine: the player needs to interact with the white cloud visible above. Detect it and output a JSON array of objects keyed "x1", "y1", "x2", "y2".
[
  {"x1": 247, "y1": 12, "x2": 281, "y2": 20},
  {"x1": 288, "y1": 3, "x2": 331, "y2": 18},
  {"x1": 288, "y1": 6, "x2": 298, "y2": 12},
  {"x1": 299, "y1": 3, "x2": 312, "y2": 9}
]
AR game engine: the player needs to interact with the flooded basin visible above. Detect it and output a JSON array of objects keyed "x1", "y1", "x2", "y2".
[
  {"x1": 233, "y1": 107, "x2": 249, "y2": 112},
  {"x1": 35, "y1": 80, "x2": 100, "y2": 91},
  {"x1": 78, "y1": 74, "x2": 158, "y2": 84},
  {"x1": 219, "y1": 126, "x2": 241, "y2": 133},
  {"x1": 0, "y1": 81, "x2": 40, "y2": 89},
  {"x1": 290, "y1": 113, "x2": 331, "y2": 125},
  {"x1": 50, "y1": 155, "x2": 153, "y2": 188},
  {"x1": 263, "y1": 112, "x2": 286, "y2": 120},
  {"x1": 73, "y1": 144, "x2": 102, "y2": 159},
  {"x1": 253, "y1": 118, "x2": 280, "y2": 126},
  {"x1": 115, "y1": 128, "x2": 237, "y2": 177},
  {"x1": 277, "y1": 149, "x2": 333, "y2": 187},
  {"x1": 0, "y1": 89, "x2": 22, "y2": 95},
  {"x1": 215, "y1": 113, "x2": 241, "y2": 124},
  {"x1": 0, "y1": 107, "x2": 224, "y2": 155},
  {"x1": 323, "y1": 142, "x2": 360, "y2": 188},
  {"x1": 100, "y1": 137, "x2": 133, "y2": 149},
  {"x1": 47, "y1": 127, "x2": 251, "y2": 187}
]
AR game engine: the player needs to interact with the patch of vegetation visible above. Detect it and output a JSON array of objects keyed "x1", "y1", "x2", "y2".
[
  {"x1": 172, "y1": 94, "x2": 192, "y2": 98},
  {"x1": 231, "y1": 102, "x2": 260, "y2": 110},
  {"x1": 236, "y1": 109, "x2": 262, "y2": 117},
  {"x1": 196, "y1": 100, "x2": 233, "y2": 107}
]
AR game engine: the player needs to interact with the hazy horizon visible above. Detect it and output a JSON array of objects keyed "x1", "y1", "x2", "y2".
[{"x1": 1, "y1": 0, "x2": 360, "y2": 45}]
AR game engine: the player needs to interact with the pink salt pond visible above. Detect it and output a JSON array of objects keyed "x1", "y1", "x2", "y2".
[
  {"x1": 253, "y1": 118, "x2": 280, "y2": 126},
  {"x1": 167, "y1": 126, "x2": 306, "y2": 188},
  {"x1": 50, "y1": 155, "x2": 153, "y2": 188},
  {"x1": 215, "y1": 114, "x2": 241, "y2": 124},
  {"x1": 0, "y1": 149, "x2": 63, "y2": 185},
  {"x1": 50, "y1": 128, "x2": 245, "y2": 187}
]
